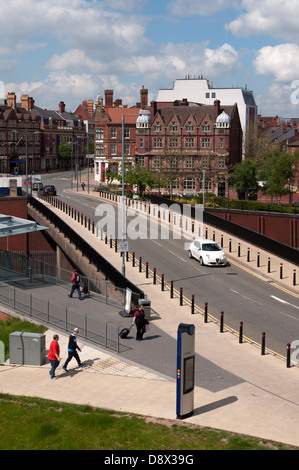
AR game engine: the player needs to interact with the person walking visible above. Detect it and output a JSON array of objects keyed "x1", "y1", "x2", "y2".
[
  {"x1": 62, "y1": 328, "x2": 83, "y2": 372},
  {"x1": 68, "y1": 269, "x2": 82, "y2": 300},
  {"x1": 48, "y1": 334, "x2": 61, "y2": 379},
  {"x1": 131, "y1": 304, "x2": 147, "y2": 341}
]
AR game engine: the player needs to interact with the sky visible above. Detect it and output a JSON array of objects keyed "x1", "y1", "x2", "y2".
[{"x1": 1, "y1": 0, "x2": 299, "y2": 117}]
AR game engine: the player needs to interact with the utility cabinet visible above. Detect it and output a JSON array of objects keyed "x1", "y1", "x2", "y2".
[{"x1": 9, "y1": 332, "x2": 46, "y2": 366}]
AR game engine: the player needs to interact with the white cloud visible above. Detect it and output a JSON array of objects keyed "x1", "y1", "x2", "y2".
[
  {"x1": 101, "y1": 0, "x2": 147, "y2": 12},
  {"x1": 168, "y1": 0, "x2": 238, "y2": 16},
  {"x1": 226, "y1": 0, "x2": 299, "y2": 42},
  {"x1": 256, "y1": 82, "x2": 299, "y2": 116},
  {"x1": 254, "y1": 44, "x2": 299, "y2": 83}
]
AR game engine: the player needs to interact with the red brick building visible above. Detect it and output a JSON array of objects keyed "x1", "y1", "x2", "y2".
[
  {"x1": 258, "y1": 115, "x2": 299, "y2": 195},
  {"x1": 0, "y1": 92, "x2": 87, "y2": 174},
  {"x1": 94, "y1": 88, "x2": 243, "y2": 196},
  {"x1": 0, "y1": 93, "x2": 40, "y2": 174},
  {"x1": 135, "y1": 98, "x2": 242, "y2": 196},
  {"x1": 94, "y1": 89, "x2": 146, "y2": 183}
]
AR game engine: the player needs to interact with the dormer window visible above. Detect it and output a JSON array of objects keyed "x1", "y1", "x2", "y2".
[
  {"x1": 170, "y1": 121, "x2": 178, "y2": 132},
  {"x1": 154, "y1": 122, "x2": 162, "y2": 132},
  {"x1": 185, "y1": 121, "x2": 194, "y2": 132}
]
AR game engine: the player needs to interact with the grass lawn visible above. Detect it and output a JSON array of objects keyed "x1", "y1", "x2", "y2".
[
  {"x1": 0, "y1": 394, "x2": 296, "y2": 450},
  {"x1": 0, "y1": 316, "x2": 297, "y2": 450}
]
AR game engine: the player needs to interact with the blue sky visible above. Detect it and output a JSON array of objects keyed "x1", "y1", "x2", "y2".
[{"x1": 1, "y1": 0, "x2": 299, "y2": 116}]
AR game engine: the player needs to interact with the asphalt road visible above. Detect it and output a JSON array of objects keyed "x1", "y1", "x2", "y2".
[{"x1": 40, "y1": 171, "x2": 299, "y2": 358}]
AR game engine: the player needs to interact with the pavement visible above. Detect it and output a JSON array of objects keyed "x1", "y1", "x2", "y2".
[{"x1": 1, "y1": 180, "x2": 299, "y2": 448}]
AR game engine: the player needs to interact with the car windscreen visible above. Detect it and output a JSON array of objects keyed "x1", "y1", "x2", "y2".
[{"x1": 202, "y1": 243, "x2": 221, "y2": 251}]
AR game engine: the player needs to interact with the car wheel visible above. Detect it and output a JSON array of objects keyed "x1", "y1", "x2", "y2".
[
  {"x1": 199, "y1": 256, "x2": 204, "y2": 266},
  {"x1": 188, "y1": 250, "x2": 193, "y2": 259}
]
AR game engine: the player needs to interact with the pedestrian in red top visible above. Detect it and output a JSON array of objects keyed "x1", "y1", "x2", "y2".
[{"x1": 48, "y1": 334, "x2": 61, "y2": 380}]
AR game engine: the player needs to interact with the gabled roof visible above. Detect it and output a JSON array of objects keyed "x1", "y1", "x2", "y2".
[
  {"x1": 155, "y1": 103, "x2": 236, "y2": 128},
  {"x1": 102, "y1": 106, "x2": 140, "y2": 125}
]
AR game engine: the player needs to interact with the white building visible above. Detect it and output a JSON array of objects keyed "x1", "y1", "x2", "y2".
[{"x1": 156, "y1": 77, "x2": 257, "y2": 146}]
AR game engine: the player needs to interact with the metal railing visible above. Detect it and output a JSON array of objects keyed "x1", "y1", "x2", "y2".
[{"x1": 0, "y1": 281, "x2": 121, "y2": 353}]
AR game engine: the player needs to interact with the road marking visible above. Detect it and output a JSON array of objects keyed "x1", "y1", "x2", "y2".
[
  {"x1": 271, "y1": 295, "x2": 299, "y2": 310},
  {"x1": 230, "y1": 289, "x2": 263, "y2": 306},
  {"x1": 169, "y1": 250, "x2": 187, "y2": 263}
]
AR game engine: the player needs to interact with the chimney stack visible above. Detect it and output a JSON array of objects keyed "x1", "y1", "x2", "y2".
[
  {"x1": 151, "y1": 101, "x2": 157, "y2": 121},
  {"x1": 7, "y1": 92, "x2": 17, "y2": 109},
  {"x1": 214, "y1": 99, "x2": 220, "y2": 119},
  {"x1": 105, "y1": 90, "x2": 114, "y2": 107},
  {"x1": 140, "y1": 86, "x2": 148, "y2": 110},
  {"x1": 59, "y1": 101, "x2": 66, "y2": 113}
]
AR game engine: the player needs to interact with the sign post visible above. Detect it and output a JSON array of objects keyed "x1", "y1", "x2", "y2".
[{"x1": 176, "y1": 323, "x2": 195, "y2": 419}]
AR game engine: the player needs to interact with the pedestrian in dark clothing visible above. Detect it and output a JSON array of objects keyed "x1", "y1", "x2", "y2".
[
  {"x1": 68, "y1": 269, "x2": 82, "y2": 300},
  {"x1": 62, "y1": 328, "x2": 83, "y2": 372},
  {"x1": 131, "y1": 305, "x2": 147, "y2": 341}
]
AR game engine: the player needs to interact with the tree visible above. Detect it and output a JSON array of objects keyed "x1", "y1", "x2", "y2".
[
  {"x1": 262, "y1": 149, "x2": 298, "y2": 203},
  {"x1": 57, "y1": 141, "x2": 72, "y2": 159},
  {"x1": 231, "y1": 160, "x2": 258, "y2": 199}
]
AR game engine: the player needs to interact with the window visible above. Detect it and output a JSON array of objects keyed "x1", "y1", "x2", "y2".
[
  {"x1": 185, "y1": 121, "x2": 194, "y2": 132},
  {"x1": 201, "y1": 156, "x2": 210, "y2": 168},
  {"x1": 218, "y1": 157, "x2": 226, "y2": 169},
  {"x1": 154, "y1": 137, "x2": 163, "y2": 148},
  {"x1": 183, "y1": 178, "x2": 196, "y2": 190},
  {"x1": 185, "y1": 157, "x2": 194, "y2": 169},
  {"x1": 219, "y1": 138, "x2": 224, "y2": 148},
  {"x1": 201, "y1": 121, "x2": 211, "y2": 132},
  {"x1": 170, "y1": 121, "x2": 178, "y2": 132},
  {"x1": 110, "y1": 128, "x2": 117, "y2": 139},
  {"x1": 96, "y1": 128, "x2": 104, "y2": 140},
  {"x1": 153, "y1": 156, "x2": 162, "y2": 167},
  {"x1": 110, "y1": 144, "x2": 117, "y2": 155},
  {"x1": 201, "y1": 138, "x2": 211, "y2": 148},
  {"x1": 169, "y1": 156, "x2": 178, "y2": 169},
  {"x1": 212, "y1": 92, "x2": 216, "y2": 99},
  {"x1": 154, "y1": 122, "x2": 162, "y2": 132},
  {"x1": 205, "y1": 93, "x2": 210, "y2": 98},
  {"x1": 124, "y1": 129, "x2": 130, "y2": 139},
  {"x1": 139, "y1": 138, "x2": 144, "y2": 148},
  {"x1": 185, "y1": 138, "x2": 194, "y2": 148},
  {"x1": 124, "y1": 144, "x2": 130, "y2": 156},
  {"x1": 96, "y1": 143, "x2": 104, "y2": 155},
  {"x1": 138, "y1": 156, "x2": 145, "y2": 167},
  {"x1": 169, "y1": 137, "x2": 178, "y2": 148}
]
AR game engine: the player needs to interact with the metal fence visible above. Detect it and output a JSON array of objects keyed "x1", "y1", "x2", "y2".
[
  {"x1": 0, "y1": 249, "x2": 125, "y2": 308},
  {"x1": 0, "y1": 281, "x2": 121, "y2": 353}
]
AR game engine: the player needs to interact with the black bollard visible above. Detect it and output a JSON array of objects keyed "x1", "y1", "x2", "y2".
[
  {"x1": 220, "y1": 311, "x2": 224, "y2": 332},
  {"x1": 287, "y1": 343, "x2": 291, "y2": 368},
  {"x1": 180, "y1": 287, "x2": 183, "y2": 306},
  {"x1": 204, "y1": 302, "x2": 208, "y2": 323},
  {"x1": 239, "y1": 321, "x2": 243, "y2": 343},
  {"x1": 261, "y1": 332, "x2": 266, "y2": 355},
  {"x1": 170, "y1": 281, "x2": 174, "y2": 299},
  {"x1": 191, "y1": 295, "x2": 194, "y2": 314}
]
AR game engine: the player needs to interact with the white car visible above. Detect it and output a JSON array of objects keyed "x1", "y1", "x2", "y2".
[{"x1": 188, "y1": 238, "x2": 227, "y2": 266}]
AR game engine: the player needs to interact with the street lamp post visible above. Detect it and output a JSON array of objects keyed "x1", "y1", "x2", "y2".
[
  {"x1": 121, "y1": 112, "x2": 140, "y2": 277},
  {"x1": 121, "y1": 114, "x2": 126, "y2": 276}
]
